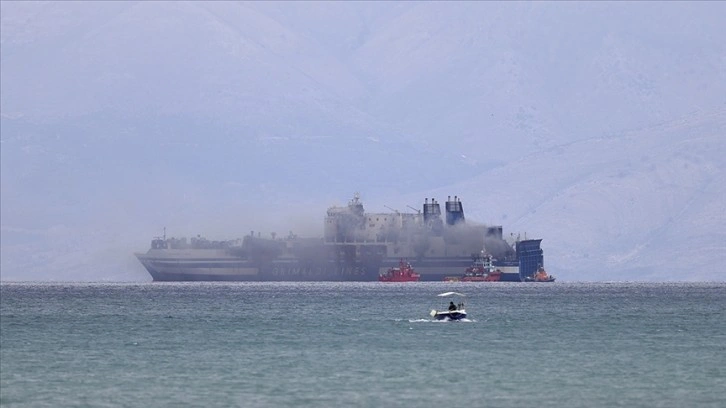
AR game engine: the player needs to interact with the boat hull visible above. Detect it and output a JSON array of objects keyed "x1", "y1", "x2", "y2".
[
  {"x1": 136, "y1": 252, "x2": 526, "y2": 282},
  {"x1": 432, "y1": 311, "x2": 467, "y2": 321},
  {"x1": 524, "y1": 277, "x2": 556, "y2": 282},
  {"x1": 137, "y1": 254, "x2": 376, "y2": 282},
  {"x1": 378, "y1": 277, "x2": 420, "y2": 282}
]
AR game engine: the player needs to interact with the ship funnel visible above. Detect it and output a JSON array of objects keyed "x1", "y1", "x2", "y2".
[
  {"x1": 445, "y1": 195, "x2": 465, "y2": 225},
  {"x1": 423, "y1": 197, "x2": 444, "y2": 235},
  {"x1": 423, "y1": 198, "x2": 441, "y2": 222}
]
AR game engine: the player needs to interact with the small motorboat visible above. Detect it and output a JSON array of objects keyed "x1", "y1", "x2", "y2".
[{"x1": 429, "y1": 291, "x2": 467, "y2": 320}]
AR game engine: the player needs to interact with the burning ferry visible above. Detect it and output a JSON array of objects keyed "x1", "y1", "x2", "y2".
[{"x1": 135, "y1": 194, "x2": 544, "y2": 281}]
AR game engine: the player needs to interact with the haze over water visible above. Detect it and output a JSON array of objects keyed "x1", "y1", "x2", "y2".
[
  {"x1": 2, "y1": 2, "x2": 725, "y2": 282},
  {"x1": 1, "y1": 282, "x2": 724, "y2": 407}
]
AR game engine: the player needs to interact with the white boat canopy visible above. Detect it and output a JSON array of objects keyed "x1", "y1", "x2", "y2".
[{"x1": 437, "y1": 292, "x2": 466, "y2": 297}]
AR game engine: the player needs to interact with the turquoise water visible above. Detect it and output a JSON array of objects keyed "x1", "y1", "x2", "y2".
[{"x1": 1, "y1": 282, "x2": 724, "y2": 407}]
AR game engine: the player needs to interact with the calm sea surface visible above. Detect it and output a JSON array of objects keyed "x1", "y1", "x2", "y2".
[{"x1": 1, "y1": 282, "x2": 724, "y2": 408}]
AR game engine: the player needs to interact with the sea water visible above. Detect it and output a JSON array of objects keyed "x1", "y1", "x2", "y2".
[{"x1": 1, "y1": 282, "x2": 724, "y2": 408}]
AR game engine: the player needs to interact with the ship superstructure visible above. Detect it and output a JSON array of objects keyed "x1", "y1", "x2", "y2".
[{"x1": 135, "y1": 194, "x2": 544, "y2": 281}]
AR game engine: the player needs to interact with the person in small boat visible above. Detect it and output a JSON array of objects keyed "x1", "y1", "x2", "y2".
[{"x1": 448, "y1": 301, "x2": 457, "y2": 311}]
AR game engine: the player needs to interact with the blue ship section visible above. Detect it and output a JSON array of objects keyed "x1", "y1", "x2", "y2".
[
  {"x1": 445, "y1": 196, "x2": 465, "y2": 225},
  {"x1": 516, "y1": 239, "x2": 544, "y2": 281}
]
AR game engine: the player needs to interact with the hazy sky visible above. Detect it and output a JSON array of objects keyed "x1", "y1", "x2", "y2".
[{"x1": 1, "y1": 1, "x2": 725, "y2": 281}]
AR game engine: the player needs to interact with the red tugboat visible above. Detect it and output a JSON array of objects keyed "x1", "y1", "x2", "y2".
[
  {"x1": 443, "y1": 253, "x2": 502, "y2": 282},
  {"x1": 524, "y1": 266, "x2": 555, "y2": 282},
  {"x1": 378, "y1": 260, "x2": 421, "y2": 282}
]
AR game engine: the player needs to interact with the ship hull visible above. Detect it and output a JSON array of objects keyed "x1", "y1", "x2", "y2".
[
  {"x1": 137, "y1": 255, "x2": 377, "y2": 282},
  {"x1": 136, "y1": 252, "x2": 525, "y2": 282}
]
